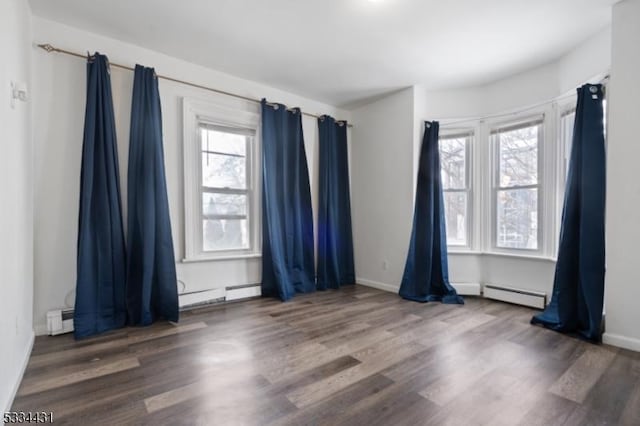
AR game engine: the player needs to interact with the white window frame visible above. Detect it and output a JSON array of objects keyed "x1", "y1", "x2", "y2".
[
  {"x1": 489, "y1": 115, "x2": 545, "y2": 255},
  {"x1": 439, "y1": 128, "x2": 474, "y2": 250},
  {"x1": 182, "y1": 98, "x2": 261, "y2": 262},
  {"x1": 556, "y1": 101, "x2": 577, "y2": 242},
  {"x1": 441, "y1": 99, "x2": 589, "y2": 260}
]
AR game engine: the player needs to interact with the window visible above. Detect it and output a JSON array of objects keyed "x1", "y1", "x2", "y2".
[
  {"x1": 200, "y1": 125, "x2": 252, "y2": 252},
  {"x1": 183, "y1": 98, "x2": 260, "y2": 261},
  {"x1": 443, "y1": 94, "x2": 605, "y2": 258},
  {"x1": 492, "y1": 118, "x2": 543, "y2": 250},
  {"x1": 439, "y1": 131, "x2": 472, "y2": 247}
]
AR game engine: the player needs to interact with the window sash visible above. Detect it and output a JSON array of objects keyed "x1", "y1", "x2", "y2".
[
  {"x1": 443, "y1": 189, "x2": 470, "y2": 247},
  {"x1": 490, "y1": 116, "x2": 544, "y2": 135},
  {"x1": 439, "y1": 134, "x2": 470, "y2": 190},
  {"x1": 439, "y1": 132, "x2": 473, "y2": 248},
  {"x1": 199, "y1": 127, "x2": 253, "y2": 254},
  {"x1": 491, "y1": 120, "x2": 542, "y2": 252},
  {"x1": 201, "y1": 187, "x2": 250, "y2": 221},
  {"x1": 495, "y1": 187, "x2": 539, "y2": 251}
]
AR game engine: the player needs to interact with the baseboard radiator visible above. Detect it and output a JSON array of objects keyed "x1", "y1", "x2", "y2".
[
  {"x1": 179, "y1": 284, "x2": 261, "y2": 309},
  {"x1": 45, "y1": 285, "x2": 261, "y2": 336},
  {"x1": 482, "y1": 284, "x2": 546, "y2": 309},
  {"x1": 46, "y1": 308, "x2": 74, "y2": 336}
]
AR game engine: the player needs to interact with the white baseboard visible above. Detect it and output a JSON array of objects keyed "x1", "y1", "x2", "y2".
[
  {"x1": 356, "y1": 278, "x2": 399, "y2": 293},
  {"x1": 356, "y1": 278, "x2": 481, "y2": 297},
  {"x1": 603, "y1": 332, "x2": 640, "y2": 352},
  {"x1": 34, "y1": 323, "x2": 48, "y2": 336},
  {"x1": 4, "y1": 330, "x2": 34, "y2": 412}
]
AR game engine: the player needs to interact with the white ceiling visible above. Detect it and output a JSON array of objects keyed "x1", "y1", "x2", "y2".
[{"x1": 29, "y1": 0, "x2": 616, "y2": 108}]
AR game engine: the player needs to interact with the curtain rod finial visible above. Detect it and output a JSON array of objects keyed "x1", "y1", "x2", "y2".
[{"x1": 38, "y1": 43, "x2": 55, "y2": 53}]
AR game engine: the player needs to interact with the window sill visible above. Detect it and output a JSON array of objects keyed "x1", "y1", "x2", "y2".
[
  {"x1": 483, "y1": 251, "x2": 556, "y2": 262},
  {"x1": 182, "y1": 253, "x2": 262, "y2": 263},
  {"x1": 447, "y1": 249, "x2": 481, "y2": 255},
  {"x1": 447, "y1": 250, "x2": 556, "y2": 262}
]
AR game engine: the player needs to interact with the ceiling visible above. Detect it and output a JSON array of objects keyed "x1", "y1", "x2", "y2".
[{"x1": 29, "y1": 0, "x2": 616, "y2": 108}]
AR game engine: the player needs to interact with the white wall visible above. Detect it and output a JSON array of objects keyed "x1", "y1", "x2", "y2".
[
  {"x1": 350, "y1": 88, "x2": 415, "y2": 291},
  {"x1": 351, "y1": 26, "x2": 611, "y2": 297},
  {"x1": 31, "y1": 18, "x2": 350, "y2": 334},
  {"x1": 0, "y1": 0, "x2": 34, "y2": 412},
  {"x1": 604, "y1": 0, "x2": 640, "y2": 352},
  {"x1": 418, "y1": 27, "x2": 612, "y2": 120}
]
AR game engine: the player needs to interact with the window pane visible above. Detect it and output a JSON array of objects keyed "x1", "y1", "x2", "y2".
[
  {"x1": 201, "y1": 128, "x2": 246, "y2": 156},
  {"x1": 202, "y1": 153, "x2": 246, "y2": 189},
  {"x1": 498, "y1": 126, "x2": 538, "y2": 187},
  {"x1": 439, "y1": 137, "x2": 466, "y2": 189},
  {"x1": 203, "y1": 219, "x2": 249, "y2": 251},
  {"x1": 444, "y1": 192, "x2": 467, "y2": 246},
  {"x1": 203, "y1": 193, "x2": 247, "y2": 216},
  {"x1": 496, "y1": 188, "x2": 538, "y2": 250}
]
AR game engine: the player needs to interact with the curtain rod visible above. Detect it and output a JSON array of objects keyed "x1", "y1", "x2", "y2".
[
  {"x1": 434, "y1": 74, "x2": 610, "y2": 128},
  {"x1": 37, "y1": 43, "x2": 352, "y2": 128}
]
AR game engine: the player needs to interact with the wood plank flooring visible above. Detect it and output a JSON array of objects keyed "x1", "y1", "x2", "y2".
[{"x1": 12, "y1": 285, "x2": 640, "y2": 425}]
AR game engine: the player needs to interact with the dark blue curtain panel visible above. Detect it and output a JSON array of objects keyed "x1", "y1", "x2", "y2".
[
  {"x1": 531, "y1": 84, "x2": 606, "y2": 341},
  {"x1": 126, "y1": 65, "x2": 179, "y2": 326},
  {"x1": 317, "y1": 116, "x2": 355, "y2": 290},
  {"x1": 399, "y1": 121, "x2": 463, "y2": 304},
  {"x1": 74, "y1": 53, "x2": 127, "y2": 339},
  {"x1": 261, "y1": 99, "x2": 315, "y2": 301}
]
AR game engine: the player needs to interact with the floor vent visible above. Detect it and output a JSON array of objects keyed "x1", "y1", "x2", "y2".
[{"x1": 483, "y1": 284, "x2": 546, "y2": 309}]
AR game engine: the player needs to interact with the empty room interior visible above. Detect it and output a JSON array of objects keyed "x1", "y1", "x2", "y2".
[{"x1": 2, "y1": 0, "x2": 640, "y2": 424}]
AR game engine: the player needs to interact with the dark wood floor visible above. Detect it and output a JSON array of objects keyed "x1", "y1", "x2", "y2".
[{"x1": 12, "y1": 285, "x2": 640, "y2": 425}]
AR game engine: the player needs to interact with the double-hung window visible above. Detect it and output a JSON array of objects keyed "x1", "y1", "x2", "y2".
[
  {"x1": 491, "y1": 118, "x2": 543, "y2": 251},
  {"x1": 200, "y1": 124, "x2": 253, "y2": 252},
  {"x1": 439, "y1": 131, "x2": 472, "y2": 247},
  {"x1": 183, "y1": 98, "x2": 260, "y2": 261}
]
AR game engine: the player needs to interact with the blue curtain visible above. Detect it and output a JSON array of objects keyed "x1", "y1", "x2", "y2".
[
  {"x1": 74, "y1": 53, "x2": 127, "y2": 338},
  {"x1": 399, "y1": 121, "x2": 463, "y2": 304},
  {"x1": 126, "y1": 65, "x2": 179, "y2": 326},
  {"x1": 531, "y1": 84, "x2": 606, "y2": 341},
  {"x1": 261, "y1": 100, "x2": 315, "y2": 301},
  {"x1": 317, "y1": 116, "x2": 355, "y2": 290}
]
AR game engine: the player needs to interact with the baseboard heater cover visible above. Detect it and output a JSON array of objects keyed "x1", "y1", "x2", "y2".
[
  {"x1": 179, "y1": 288, "x2": 226, "y2": 309},
  {"x1": 179, "y1": 284, "x2": 261, "y2": 309},
  {"x1": 225, "y1": 284, "x2": 261, "y2": 301},
  {"x1": 46, "y1": 308, "x2": 74, "y2": 335},
  {"x1": 483, "y1": 284, "x2": 546, "y2": 309}
]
